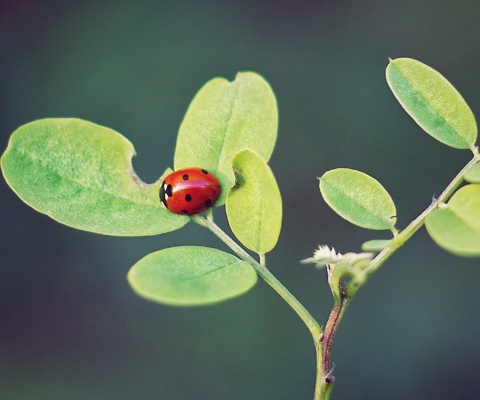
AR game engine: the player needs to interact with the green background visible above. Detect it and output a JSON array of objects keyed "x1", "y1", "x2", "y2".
[{"x1": 1, "y1": 1, "x2": 480, "y2": 399}]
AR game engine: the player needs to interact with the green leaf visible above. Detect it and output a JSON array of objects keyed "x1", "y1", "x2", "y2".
[
  {"x1": 1, "y1": 118, "x2": 188, "y2": 236},
  {"x1": 174, "y1": 72, "x2": 278, "y2": 204},
  {"x1": 127, "y1": 246, "x2": 257, "y2": 306},
  {"x1": 386, "y1": 58, "x2": 477, "y2": 150},
  {"x1": 319, "y1": 168, "x2": 397, "y2": 230},
  {"x1": 226, "y1": 149, "x2": 282, "y2": 253},
  {"x1": 361, "y1": 239, "x2": 391, "y2": 252},
  {"x1": 464, "y1": 162, "x2": 480, "y2": 183},
  {"x1": 425, "y1": 184, "x2": 480, "y2": 256}
]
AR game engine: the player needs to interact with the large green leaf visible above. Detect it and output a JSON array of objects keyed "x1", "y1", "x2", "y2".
[
  {"x1": 320, "y1": 168, "x2": 397, "y2": 230},
  {"x1": 174, "y1": 72, "x2": 278, "y2": 204},
  {"x1": 425, "y1": 184, "x2": 480, "y2": 256},
  {"x1": 226, "y1": 149, "x2": 282, "y2": 254},
  {"x1": 127, "y1": 246, "x2": 257, "y2": 306},
  {"x1": 386, "y1": 58, "x2": 477, "y2": 149},
  {"x1": 1, "y1": 118, "x2": 188, "y2": 236}
]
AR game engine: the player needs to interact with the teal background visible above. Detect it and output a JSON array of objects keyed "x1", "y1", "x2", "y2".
[{"x1": 1, "y1": 1, "x2": 480, "y2": 399}]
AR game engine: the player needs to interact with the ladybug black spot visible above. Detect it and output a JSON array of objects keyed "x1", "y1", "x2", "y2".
[
  {"x1": 205, "y1": 199, "x2": 212, "y2": 207},
  {"x1": 201, "y1": 169, "x2": 208, "y2": 174},
  {"x1": 181, "y1": 209, "x2": 189, "y2": 214},
  {"x1": 159, "y1": 182, "x2": 172, "y2": 209},
  {"x1": 182, "y1": 174, "x2": 189, "y2": 180},
  {"x1": 185, "y1": 194, "x2": 192, "y2": 202}
]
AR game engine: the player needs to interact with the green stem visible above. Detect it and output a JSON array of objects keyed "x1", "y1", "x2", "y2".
[
  {"x1": 192, "y1": 215, "x2": 322, "y2": 341},
  {"x1": 193, "y1": 153, "x2": 478, "y2": 400},
  {"x1": 359, "y1": 153, "x2": 480, "y2": 286},
  {"x1": 192, "y1": 215, "x2": 326, "y2": 399},
  {"x1": 338, "y1": 153, "x2": 480, "y2": 394}
]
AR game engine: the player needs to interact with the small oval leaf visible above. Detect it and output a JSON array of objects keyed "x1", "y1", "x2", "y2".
[
  {"x1": 1, "y1": 118, "x2": 188, "y2": 236},
  {"x1": 464, "y1": 162, "x2": 480, "y2": 183},
  {"x1": 127, "y1": 246, "x2": 257, "y2": 306},
  {"x1": 320, "y1": 168, "x2": 397, "y2": 230},
  {"x1": 174, "y1": 72, "x2": 278, "y2": 204},
  {"x1": 425, "y1": 184, "x2": 480, "y2": 256},
  {"x1": 386, "y1": 58, "x2": 477, "y2": 149},
  {"x1": 226, "y1": 149, "x2": 282, "y2": 253},
  {"x1": 361, "y1": 239, "x2": 391, "y2": 252}
]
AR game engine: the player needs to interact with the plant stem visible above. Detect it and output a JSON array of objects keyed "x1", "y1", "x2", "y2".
[
  {"x1": 192, "y1": 215, "x2": 323, "y2": 341},
  {"x1": 361, "y1": 152, "x2": 480, "y2": 284},
  {"x1": 322, "y1": 296, "x2": 345, "y2": 375},
  {"x1": 314, "y1": 287, "x2": 352, "y2": 399},
  {"x1": 192, "y1": 153, "x2": 478, "y2": 400},
  {"x1": 326, "y1": 153, "x2": 480, "y2": 396},
  {"x1": 193, "y1": 215, "x2": 327, "y2": 399}
]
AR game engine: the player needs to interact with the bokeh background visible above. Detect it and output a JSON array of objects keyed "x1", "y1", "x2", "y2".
[{"x1": 2, "y1": 1, "x2": 480, "y2": 399}]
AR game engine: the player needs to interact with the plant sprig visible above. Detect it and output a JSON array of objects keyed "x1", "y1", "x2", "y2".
[{"x1": 2, "y1": 58, "x2": 479, "y2": 400}]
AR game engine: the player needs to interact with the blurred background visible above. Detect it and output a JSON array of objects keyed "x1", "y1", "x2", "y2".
[{"x1": 1, "y1": 1, "x2": 480, "y2": 399}]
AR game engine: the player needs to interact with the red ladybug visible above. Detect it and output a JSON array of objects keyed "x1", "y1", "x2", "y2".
[{"x1": 159, "y1": 168, "x2": 221, "y2": 215}]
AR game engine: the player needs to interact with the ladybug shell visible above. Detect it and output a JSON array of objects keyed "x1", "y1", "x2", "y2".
[{"x1": 159, "y1": 168, "x2": 221, "y2": 215}]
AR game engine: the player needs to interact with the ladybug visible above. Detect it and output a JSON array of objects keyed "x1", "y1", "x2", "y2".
[{"x1": 159, "y1": 168, "x2": 221, "y2": 215}]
